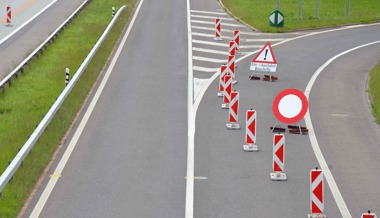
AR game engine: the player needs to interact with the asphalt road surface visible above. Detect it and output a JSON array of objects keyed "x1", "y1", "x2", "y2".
[{"x1": 22, "y1": 0, "x2": 380, "y2": 217}]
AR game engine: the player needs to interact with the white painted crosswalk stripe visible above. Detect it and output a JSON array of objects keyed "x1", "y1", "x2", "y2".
[
  {"x1": 192, "y1": 32, "x2": 232, "y2": 40},
  {"x1": 243, "y1": 38, "x2": 287, "y2": 42},
  {"x1": 192, "y1": 39, "x2": 262, "y2": 49},
  {"x1": 193, "y1": 66, "x2": 219, "y2": 73},
  {"x1": 192, "y1": 25, "x2": 263, "y2": 36},
  {"x1": 191, "y1": 14, "x2": 234, "y2": 21},
  {"x1": 190, "y1": 9, "x2": 227, "y2": 16},
  {"x1": 191, "y1": 20, "x2": 244, "y2": 28},
  {"x1": 193, "y1": 56, "x2": 226, "y2": 63},
  {"x1": 193, "y1": 47, "x2": 230, "y2": 55}
]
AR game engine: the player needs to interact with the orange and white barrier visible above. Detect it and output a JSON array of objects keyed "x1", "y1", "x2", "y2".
[
  {"x1": 218, "y1": 64, "x2": 228, "y2": 97},
  {"x1": 362, "y1": 211, "x2": 377, "y2": 218},
  {"x1": 226, "y1": 91, "x2": 240, "y2": 129},
  {"x1": 229, "y1": 40, "x2": 237, "y2": 56},
  {"x1": 243, "y1": 110, "x2": 258, "y2": 151},
  {"x1": 233, "y1": 29, "x2": 240, "y2": 50},
  {"x1": 270, "y1": 134, "x2": 287, "y2": 181},
  {"x1": 222, "y1": 73, "x2": 232, "y2": 109},
  {"x1": 228, "y1": 55, "x2": 236, "y2": 84},
  {"x1": 308, "y1": 168, "x2": 326, "y2": 218},
  {"x1": 6, "y1": 5, "x2": 11, "y2": 26},
  {"x1": 214, "y1": 18, "x2": 222, "y2": 41}
]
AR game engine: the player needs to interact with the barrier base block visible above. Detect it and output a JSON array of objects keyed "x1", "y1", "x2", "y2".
[
  {"x1": 307, "y1": 214, "x2": 326, "y2": 218},
  {"x1": 226, "y1": 123, "x2": 240, "y2": 130},
  {"x1": 217, "y1": 92, "x2": 223, "y2": 97},
  {"x1": 232, "y1": 80, "x2": 238, "y2": 85},
  {"x1": 243, "y1": 144, "x2": 258, "y2": 152},
  {"x1": 214, "y1": 37, "x2": 222, "y2": 41},
  {"x1": 270, "y1": 172, "x2": 287, "y2": 181},
  {"x1": 221, "y1": 103, "x2": 229, "y2": 109}
]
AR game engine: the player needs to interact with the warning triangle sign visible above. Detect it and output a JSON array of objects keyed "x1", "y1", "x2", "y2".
[{"x1": 252, "y1": 42, "x2": 277, "y2": 64}]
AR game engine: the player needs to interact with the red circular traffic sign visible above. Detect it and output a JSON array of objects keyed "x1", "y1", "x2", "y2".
[{"x1": 272, "y1": 89, "x2": 308, "y2": 124}]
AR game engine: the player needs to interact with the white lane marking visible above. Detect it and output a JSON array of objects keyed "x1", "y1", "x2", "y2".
[
  {"x1": 191, "y1": 19, "x2": 244, "y2": 28},
  {"x1": 0, "y1": 0, "x2": 59, "y2": 45},
  {"x1": 191, "y1": 14, "x2": 233, "y2": 21},
  {"x1": 190, "y1": 9, "x2": 227, "y2": 16},
  {"x1": 193, "y1": 56, "x2": 226, "y2": 63},
  {"x1": 243, "y1": 38, "x2": 287, "y2": 42},
  {"x1": 29, "y1": 0, "x2": 145, "y2": 217},
  {"x1": 194, "y1": 78, "x2": 210, "y2": 101},
  {"x1": 193, "y1": 66, "x2": 219, "y2": 73},
  {"x1": 192, "y1": 32, "x2": 232, "y2": 40},
  {"x1": 186, "y1": 0, "x2": 194, "y2": 217},
  {"x1": 304, "y1": 40, "x2": 380, "y2": 218},
  {"x1": 192, "y1": 39, "x2": 262, "y2": 49},
  {"x1": 192, "y1": 25, "x2": 262, "y2": 35},
  {"x1": 193, "y1": 47, "x2": 229, "y2": 56}
]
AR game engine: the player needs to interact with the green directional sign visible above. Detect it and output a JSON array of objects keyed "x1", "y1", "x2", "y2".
[{"x1": 269, "y1": 10, "x2": 284, "y2": 27}]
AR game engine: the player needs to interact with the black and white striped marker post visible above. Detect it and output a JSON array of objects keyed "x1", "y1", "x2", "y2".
[
  {"x1": 65, "y1": 68, "x2": 70, "y2": 86},
  {"x1": 112, "y1": 7, "x2": 115, "y2": 17}
]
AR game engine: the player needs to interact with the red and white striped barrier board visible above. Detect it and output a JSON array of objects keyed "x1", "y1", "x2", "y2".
[
  {"x1": 218, "y1": 64, "x2": 228, "y2": 97},
  {"x1": 228, "y1": 55, "x2": 236, "y2": 84},
  {"x1": 362, "y1": 211, "x2": 377, "y2": 218},
  {"x1": 6, "y1": 6, "x2": 11, "y2": 26},
  {"x1": 308, "y1": 168, "x2": 325, "y2": 218},
  {"x1": 214, "y1": 17, "x2": 222, "y2": 41},
  {"x1": 243, "y1": 110, "x2": 258, "y2": 151},
  {"x1": 270, "y1": 134, "x2": 287, "y2": 181},
  {"x1": 229, "y1": 40, "x2": 237, "y2": 56},
  {"x1": 233, "y1": 29, "x2": 240, "y2": 50},
  {"x1": 222, "y1": 73, "x2": 232, "y2": 109},
  {"x1": 226, "y1": 91, "x2": 240, "y2": 129}
]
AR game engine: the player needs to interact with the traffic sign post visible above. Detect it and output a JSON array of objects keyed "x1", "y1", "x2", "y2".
[
  {"x1": 272, "y1": 89, "x2": 308, "y2": 134},
  {"x1": 218, "y1": 65, "x2": 228, "y2": 97},
  {"x1": 226, "y1": 91, "x2": 240, "y2": 130},
  {"x1": 308, "y1": 168, "x2": 326, "y2": 218},
  {"x1": 269, "y1": 10, "x2": 284, "y2": 27},
  {"x1": 222, "y1": 74, "x2": 232, "y2": 109},
  {"x1": 214, "y1": 17, "x2": 222, "y2": 41},
  {"x1": 243, "y1": 109, "x2": 258, "y2": 151},
  {"x1": 361, "y1": 211, "x2": 377, "y2": 218},
  {"x1": 270, "y1": 134, "x2": 287, "y2": 181},
  {"x1": 250, "y1": 42, "x2": 277, "y2": 81}
]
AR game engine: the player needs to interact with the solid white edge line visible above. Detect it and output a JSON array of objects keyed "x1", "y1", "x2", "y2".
[
  {"x1": 0, "y1": 0, "x2": 58, "y2": 45},
  {"x1": 29, "y1": 0, "x2": 145, "y2": 217},
  {"x1": 186, "y1": 0, "x2": 195, "y2": 217},
  {"x1": 304, "y1": 40, "x2": 380, "y2": 218}
]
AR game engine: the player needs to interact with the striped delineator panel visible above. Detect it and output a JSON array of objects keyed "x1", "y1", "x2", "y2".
[
  {"x1": 222, "y1": 74, "x2": 232, "y2": 104},
  {"x1": 219, "y1": 64, "x2": 228, "y2": 93},
  {"x1": 245, "y1": 110, "x2": 256, "y2": 144},
  {"x1": 310, "y1": 169, "x2": 324, "y2": 214},
  {"x1": 233, "y1": 29, "x2": 240, "y2": 50},
  {"x1": 227, "y1": 55, "x2": 235, "y2": 80},
  {"x1": 214, "y1": 17, "x2": 222, "y2": 40},
  {"x1": 273, "y1": 134, "x2": 285, "y2": 172},
  {"x1": 229, "y1": 91, "x2": 239, "y2": 123}
]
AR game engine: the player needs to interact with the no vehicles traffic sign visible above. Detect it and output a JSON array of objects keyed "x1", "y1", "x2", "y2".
[{"x1": 272, "y1": 89, "x2": 308, "y2": 124}]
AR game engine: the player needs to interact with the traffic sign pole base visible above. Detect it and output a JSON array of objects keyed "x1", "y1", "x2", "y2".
[
  {"x1": 307, "y1": 214, "x2": 326, "y2": 218},
  {"x1": 226, "y1": 123, "x2": 240, "y2": 130},
  {"x1": 217, "y1": 92, "x2": 223, "y2": 97},
  {"x1": 270, "y1": 172, "x2": 287, "y2": 181},
  {"x1": 214, "y1": 37, "x2": 222, "y2": 41},
  {"x1": 221, "y1": 103, "x2": 229, "y2": 109},
  {"x1": 243, "y1": 144, "x2": 258, "y2": 152},
  {"x1": 232, "y1": 80, "x2": 238, "y2": 85}
]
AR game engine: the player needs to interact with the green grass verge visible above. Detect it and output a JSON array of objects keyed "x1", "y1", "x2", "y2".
[
  {"x1": 369, "y1": 61, "x2": 380, "y2": 124},
  {"x1": 0, "y1": 0, "x2": 137, "y2": 216},
  {"x1": 221, "y1": 0, "x2": 380, "y2": 32}
]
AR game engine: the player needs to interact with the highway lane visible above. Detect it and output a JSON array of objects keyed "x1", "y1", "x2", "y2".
[
  {"x1": 26, "y1": 0, "x2": 189, "y2": 217},
  {"x1": 191, "y1": 1, "x2": 380, "y2": 216},
  {"x1": 0, "y1": 0, "x2": 87, "y2": 81}
]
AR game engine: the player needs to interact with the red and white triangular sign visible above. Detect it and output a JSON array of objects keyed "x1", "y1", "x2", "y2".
[
  {"x1": 252, "y1": 42, "x2": 277, "y2": 64},
  {"x1": 250, "y1": 42, "x2": 277, "y2": 72}
]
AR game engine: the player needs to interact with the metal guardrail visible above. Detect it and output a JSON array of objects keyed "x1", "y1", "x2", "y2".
[{"x1": 0, "y1": 3, "x2": 127, "y2": 195}]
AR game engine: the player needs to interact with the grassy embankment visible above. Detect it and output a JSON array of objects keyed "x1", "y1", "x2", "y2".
[
  {"x1": 369, "y1": 62, "x2": 380, "y2": 124},
  {"x1": 221, "y1": 0, "x2": 380, "y2": 32},
  {"x1": 0, "y1": 0, "x2": 137, "y2": 216}
]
